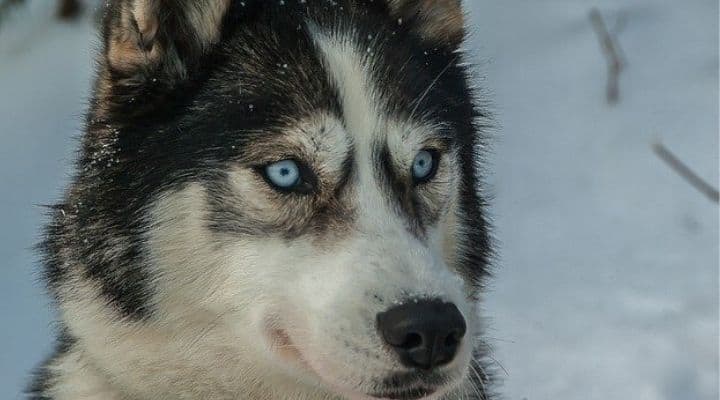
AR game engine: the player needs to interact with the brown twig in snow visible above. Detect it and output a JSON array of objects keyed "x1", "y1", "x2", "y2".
[
  {"x1": 653, "y1": 142, "x2": 719, "y2": 204},
  {"x1": 590, "y1": 8, "x2": 625, "y2": 105},
  {"x1": 0, "y1": 0, "x2": 24, "y2": 28},
  {"x1": 1, "y1": 0, "x2": 81, "y2": 27},
  {"x1": 57, "y1": 0, "x2": 82, "y2": 20}
]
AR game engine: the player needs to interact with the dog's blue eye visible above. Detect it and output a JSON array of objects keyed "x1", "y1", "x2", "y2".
[
  {"x1": 265, "y1": 160, "x2": 301, "y2": 190},
  {"x1": 412, "y1": 150, "x2": 438, "y2": 183}
]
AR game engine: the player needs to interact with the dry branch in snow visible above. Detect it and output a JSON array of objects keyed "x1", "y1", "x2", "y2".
[
  {"x1": 0, "y1": 0, "x2": 23, "y2": 27},
  {"x1": 0, "y1": 0, "x2": 82, "y2": 27},
  {"x1": 653, "y1": 142, "x2": 719, "y2": 204},
  {"x1": 57, "y1": 0, "x2": 81, "y2": 20},
  {"x1": 590, "y1": 8, "x2": 625, "y2": 105}
]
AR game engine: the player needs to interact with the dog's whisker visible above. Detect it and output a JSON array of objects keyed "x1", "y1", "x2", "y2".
[
  {"x1": 469, "y1": 362, "x2": 489, "y2": 399},
  {"x1": 409, "y1": 56, "x2": 460, "y2": 121}
]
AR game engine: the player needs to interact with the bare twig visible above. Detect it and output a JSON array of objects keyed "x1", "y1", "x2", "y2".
[
  {"x1": 653, "y1": 142, "x2": 719, "y2": 204},
  {"x1": 1, "y1": 0, "x2": 82, "y2": 28},
  {"x1": 57, "y1": 0, "x2": 82, "y2": 20},
  {"x1": 0, "y1": 0, "x2": 24, "y2": 28},
  {"x1": 590, "y1": 8, "x2": 625, "y2": 105}
]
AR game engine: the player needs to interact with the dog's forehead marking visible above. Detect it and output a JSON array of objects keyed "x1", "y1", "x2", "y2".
[
  {"x1": 309, "y1": 27, "x2": 380, "y2": 150},
  {"x1": 308, "y1": 27, "x2": 446, "y2": 160},
  {"x1": 309, "y1": 27, "x2": 394, "y2": 225}
]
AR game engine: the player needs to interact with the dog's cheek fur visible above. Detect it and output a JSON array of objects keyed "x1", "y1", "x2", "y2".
[{"x1": 43, "y1": 185, "x2": 322, "y2": 399}]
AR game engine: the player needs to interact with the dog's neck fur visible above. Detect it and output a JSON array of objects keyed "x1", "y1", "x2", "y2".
[{"x1": 42, "y1": 348, "x2": 124, "y2": 400}]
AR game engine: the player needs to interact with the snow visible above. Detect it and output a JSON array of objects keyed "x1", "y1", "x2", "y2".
[
  {"x1": 466, "y1": 1, "x2": 718, "y2": 399},
  {"x1": 0, "y1": 4, "x2": 96, "y2": 400},
  {"x1": 0, "y1": 1, "x2": 717, "y2": 399}
]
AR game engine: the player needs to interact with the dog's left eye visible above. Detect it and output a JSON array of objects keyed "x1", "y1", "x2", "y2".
[{"x1": 412, "y1": 150, "x2": 439, "y2": 184}]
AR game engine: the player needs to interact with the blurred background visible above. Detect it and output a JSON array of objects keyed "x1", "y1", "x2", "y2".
[{"x1": 0, "y1": 1, "x2": 717, "y2": 399}]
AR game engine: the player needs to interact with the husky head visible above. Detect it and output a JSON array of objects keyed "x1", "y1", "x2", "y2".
[{"x1": 44, "y1": 1, "x2": 493, "y2": 399}]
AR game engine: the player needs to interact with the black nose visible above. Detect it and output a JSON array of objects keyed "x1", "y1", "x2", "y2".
[{"x1": 376, "y1": 300, "x2": 466, "y2": 370}]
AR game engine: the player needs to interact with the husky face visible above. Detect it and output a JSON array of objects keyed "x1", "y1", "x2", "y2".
[{"x1": 38, "y1": 1, "x2": 493, "y2": 399}]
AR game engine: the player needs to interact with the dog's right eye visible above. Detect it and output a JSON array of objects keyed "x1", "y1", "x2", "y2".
[
  {"x1": 265, "y1": 160, "x2": 300, "y2": 189},
  {"x1": 261, "y1": 159, "x2": 313, "y2": 194}
]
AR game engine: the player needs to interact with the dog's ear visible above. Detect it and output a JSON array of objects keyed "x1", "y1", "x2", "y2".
[
  {"x1": 103, "y1": 0, "x2": 232, "y2": 80},
  {"x1": 386, "y1": 0, "x2": 465, "y2": 47}
]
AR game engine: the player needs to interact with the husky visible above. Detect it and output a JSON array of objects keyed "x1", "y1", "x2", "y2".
[{"x1": 28, "y1": 1, "x2": 495, "y2": 399}]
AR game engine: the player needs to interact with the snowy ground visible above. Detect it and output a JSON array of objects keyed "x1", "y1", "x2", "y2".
[
  {"x1": 0, "y1": 3, "x2": 95, "y2": 399},
  {"x1": 0, "y1": 1, "x2": 717, "y2": 400}
]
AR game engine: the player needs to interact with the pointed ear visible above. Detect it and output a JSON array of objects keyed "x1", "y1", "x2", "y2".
[
  {"x1": 103, "y1": 0, "x2": 231, "y2": 79},
  {"x1": 387, "y1": 0, "x2": 465, "y2": 46}
]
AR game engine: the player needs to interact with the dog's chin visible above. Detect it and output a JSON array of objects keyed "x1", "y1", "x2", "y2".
[
  {"x1": 263, "y1": 327, "x2": 454, "y2": 400},
  {"x1": 347, "y1": 388, "x2": 443, "y2": 400},
  {"x1": 315, "y1": 380, "x2": 446, "y2": 400},
  {"x1": 335, "y1": 382, "x2": 454, "y2": 400}
]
